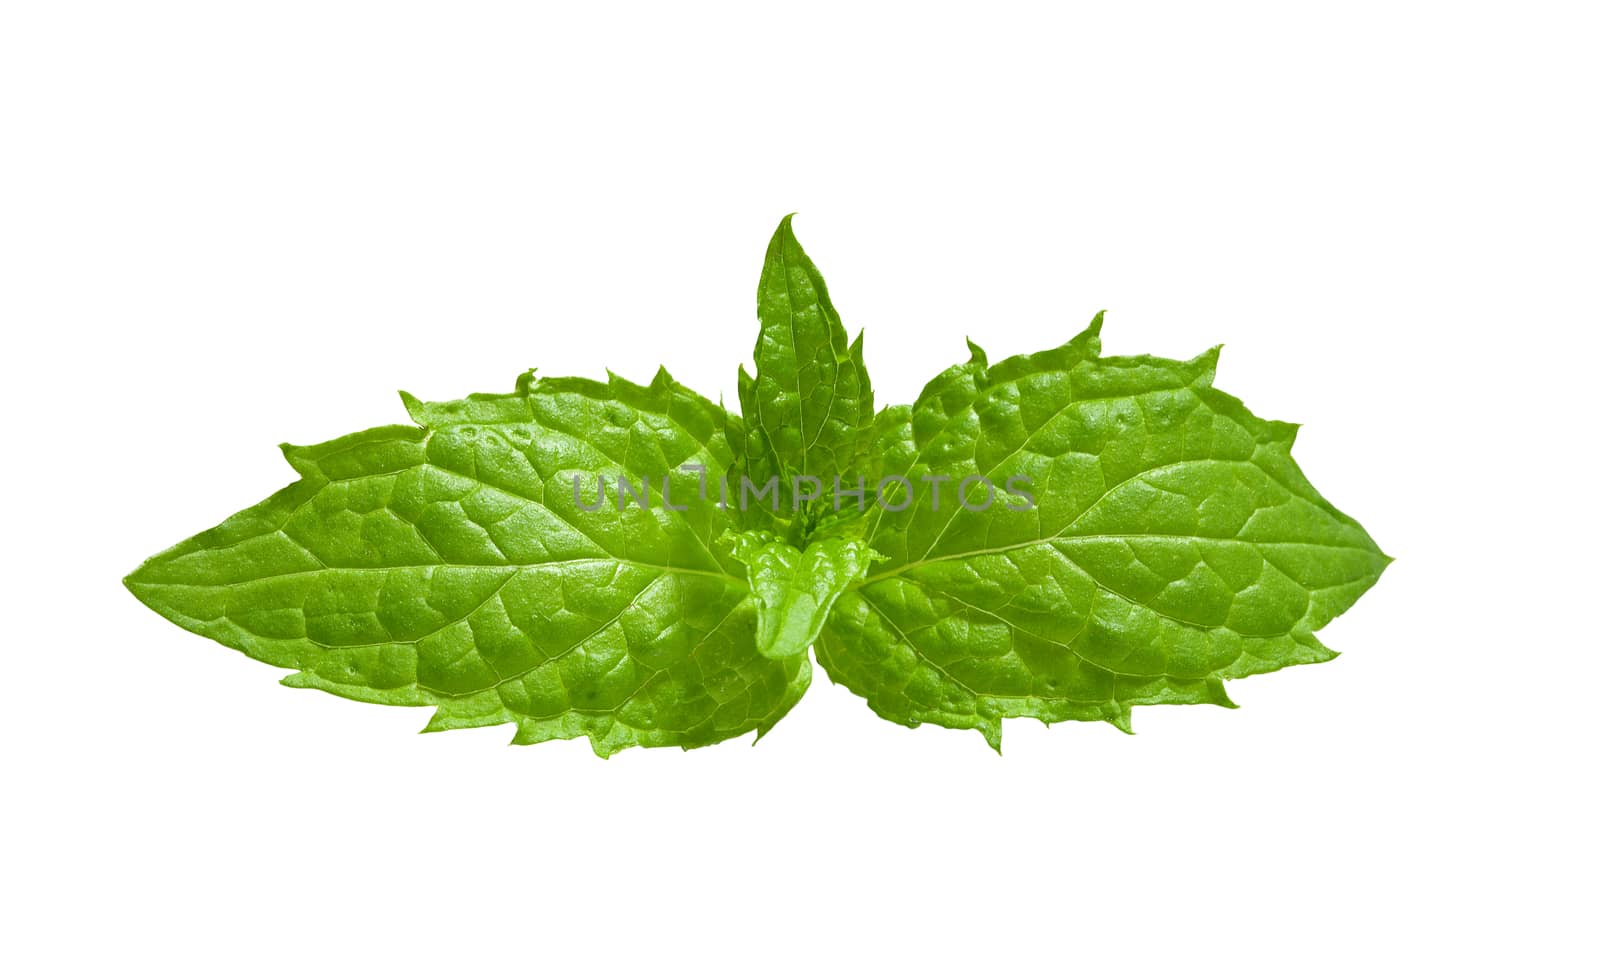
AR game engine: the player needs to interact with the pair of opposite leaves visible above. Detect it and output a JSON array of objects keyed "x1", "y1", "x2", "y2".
[{"x1": 126, "y1": 217, "x2": 1389, "y2": 755}]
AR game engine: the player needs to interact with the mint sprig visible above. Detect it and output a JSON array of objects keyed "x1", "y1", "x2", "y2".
[{"x1": 126, "y1": 217, "x2": 1389, "y2": 754}]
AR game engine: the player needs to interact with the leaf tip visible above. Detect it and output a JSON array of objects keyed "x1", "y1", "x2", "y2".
[
  {"x1": 1188, "y1": 344, "x2": 1223, "y2": 385},
  {"x1": 964, "y1": 337, "x2": 989, "y2": 366},
  {"x1": 121, "y1": 567, "x2": 159, "y2": 606},
  {"x1": 398, "y1": 390, "x2": 425, "y2": 423},
  {"x1": 1072, "y1": 312, "x2": 1105, "y2": 355},
  {"x1": 278, "y1": 441, "x2": 314, "y2": 475},
  {"x1": 766, "y1": 213, "x2": 800, "y2": 252},
  {"x1": 1276, "y1": 420, "x2": 1302, "y2": 448},
  {"x1": 980, "y1": 720, "x2": 1003, "y2": 754},
  {"x1": 736, "y1": 363, "x2": 757, "y2": 406}
]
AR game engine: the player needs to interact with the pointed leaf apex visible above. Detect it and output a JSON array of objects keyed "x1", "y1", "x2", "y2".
[
  {"x1": 980, "y1": 721, "x2": 1003, "y2": 754},
  {"x1": 1208, "y1": 676, "x2": 1239, "y2": 709},
  {"x1": 399, "y1": 390, "x2": 425, "y2": 422},
  {"x1": 769, "y1": 213, "x2": 800, "y2": 248},
  {"x1": 1071, "y1": 312, "x2": 1105, "y2": 356},
  {"x1": 964, "y1": 338, "x2": 989, "y2": 366},
  {"x1": 1189, "y1": 344, "x2": 1223, "y2": 383}
]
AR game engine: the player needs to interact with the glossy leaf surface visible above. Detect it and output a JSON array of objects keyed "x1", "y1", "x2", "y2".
[
  {"x1": 127, "y1": 371, "x2": 809, "y2": 756},
  {"x1": 128, "y1": 217, "x2": 1387, "y2": 753},
  {"x1": 817, "y1": 318, "x2": 1389, "y2": 748}
]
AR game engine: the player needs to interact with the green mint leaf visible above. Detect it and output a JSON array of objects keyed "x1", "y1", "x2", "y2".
[
  {"x1": 738, "y1": 215, "x2": 874, "y2": 488},
  {"x1": 727, "y1": 531, "x2": 875, "y2": 660},
  {"x1": 816, "y1": 316, "x2": 1390, "y2": 749},
  {"x1": 128, "y1": 216, "x2": 1388, "y2": 753},
  {"x1": 125, "y1": 370, "x2": 809, "y2": 756}
]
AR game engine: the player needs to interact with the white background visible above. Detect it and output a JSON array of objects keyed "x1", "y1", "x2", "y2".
[{"x1": 3, "y1": 3, "x2": 1596, "y2": 974}]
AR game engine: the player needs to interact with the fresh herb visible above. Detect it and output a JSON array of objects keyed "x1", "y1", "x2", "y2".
[{"x1": 126, "y1": 216, "x2": 1389, "y2": 754}]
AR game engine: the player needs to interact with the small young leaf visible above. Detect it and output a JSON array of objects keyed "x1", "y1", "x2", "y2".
[
  {"x1": 727, "y1": 531, "x2": 875, "y2": 660},
  {"x1": 738, "y1": 215, "x2": 873, "y2": 487}
]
